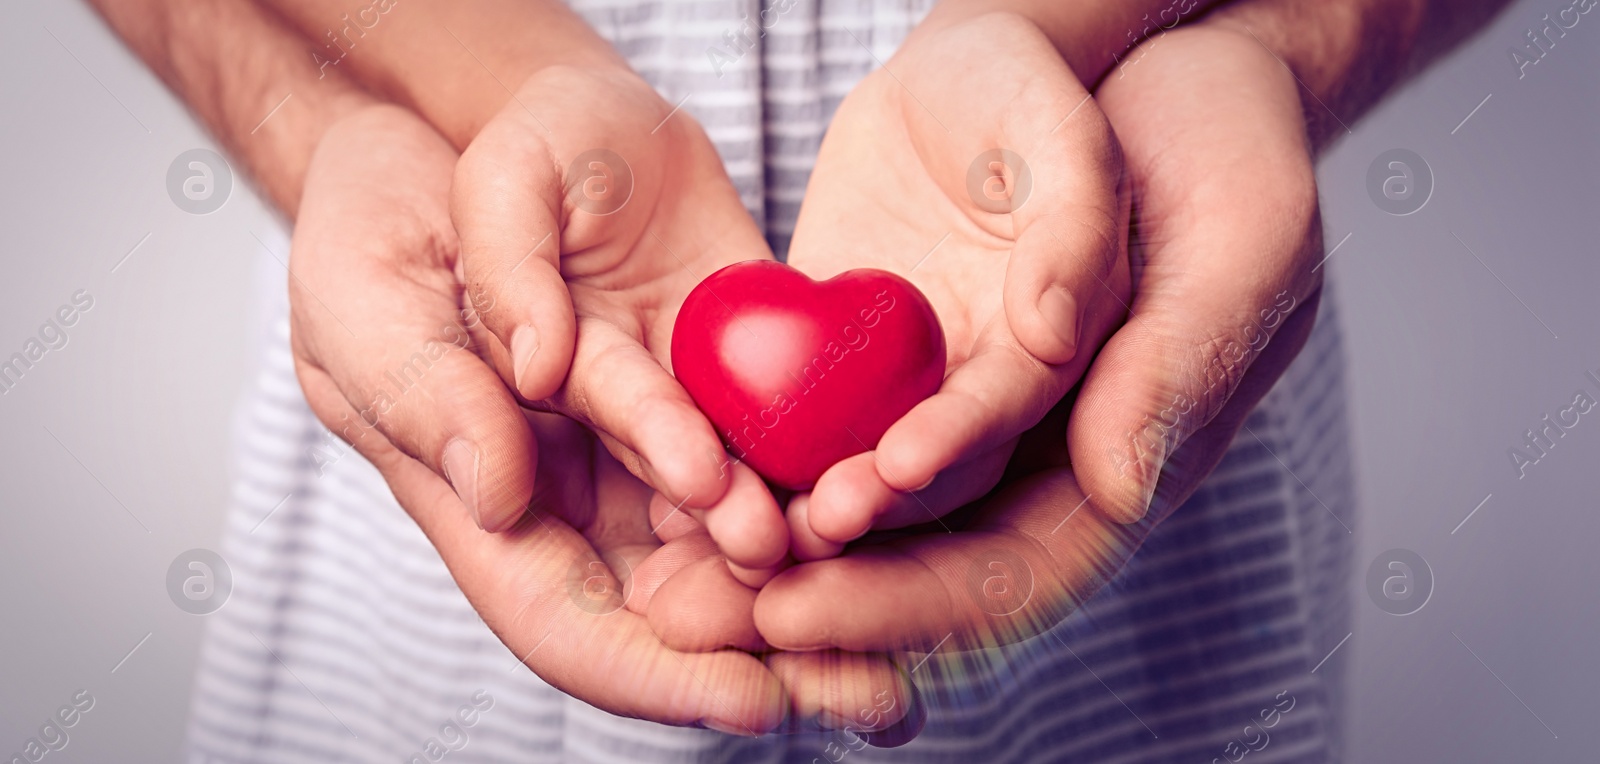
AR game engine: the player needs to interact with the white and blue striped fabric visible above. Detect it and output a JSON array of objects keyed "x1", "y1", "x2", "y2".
[{"x1": 185, "y1": 1, "x2": 1354, "y2": 761}]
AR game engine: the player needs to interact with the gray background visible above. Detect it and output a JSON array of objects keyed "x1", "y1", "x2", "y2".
[{"x1": 1, "y1": 0, "x2": 1595, "y2": 761}]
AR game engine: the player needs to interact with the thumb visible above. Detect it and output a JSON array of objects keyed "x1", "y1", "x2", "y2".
[
  {"x1": 1069, "y1": 280, "x2": 1318, "y2": 524},
  {"x1": 1003, "y1": 107, "x2": 1130, "y2": 367},
  {"x1": 451, "y1": 115, "x2": 579, "y2": 403}
]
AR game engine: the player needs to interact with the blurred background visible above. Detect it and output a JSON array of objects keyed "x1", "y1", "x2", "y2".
[{"x1": 1, "y1": 0, "x2": 1595, "y2": 760}]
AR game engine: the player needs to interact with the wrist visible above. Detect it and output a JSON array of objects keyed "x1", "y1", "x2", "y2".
[
  {"x1": 89, "y1": 0, "x2": 381, "y2": 213},
  {"x1": 917, "y1": 0, "x2": 1222, "y2": 83},
  {"x1": 1203, "y1": 0, "x2": 1430, "y2": 152}
]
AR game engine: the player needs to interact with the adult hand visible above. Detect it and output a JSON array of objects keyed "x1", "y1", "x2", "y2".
[
  {"x1": 1068, "y1": 21, "x2": 1324, "y2": 523},
  {"x1": 784, "y1": 12, "x2": 1132, "y2": 559},
  {"x1": 288, "y1": 104, "x2": 917, "y2": 734},
  {"x1": 754, "y1": 21, "x2": 1325, "y2": 653}
]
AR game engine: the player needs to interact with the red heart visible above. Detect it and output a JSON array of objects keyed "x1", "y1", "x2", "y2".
[{"x1": 672, "y1": 260, "x2": 946, "y2": 490}]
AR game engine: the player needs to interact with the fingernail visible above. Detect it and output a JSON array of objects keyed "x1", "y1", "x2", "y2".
[
  {"x1": 1037, "y1": 287, "x2": 1081, "y2": 359},
  {"x1": 442, "y1": 439, "x2": 483, "y2": 529},
  {"x1": 510, "y1": 325, "x2": 540, "y2": 395},
  {"x1": 820, "y1": 709, "x2": 859, "y2": 731},
  {"x1": 703, "y1": 718, "x2": 755, "y2": 737},
  {"x1": 1134, "y1": 438, "x2": 1167, "y2": 515}
]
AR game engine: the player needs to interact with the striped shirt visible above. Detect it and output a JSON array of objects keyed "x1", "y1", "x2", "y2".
[{"x1": 186, "y1": 1, "x2": 1354, "y2": 761}]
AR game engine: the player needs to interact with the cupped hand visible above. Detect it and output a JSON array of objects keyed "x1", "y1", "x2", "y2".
[
  {"x1": 288, "y1": 104, "x2": 917, "y2": 734},
  {"x1": 1069, "y1": 21, "x2": 1326, "y2": 523},
  {"x1": 430, "y1": 62, "x2": 790, "y2": 576},
  {"x1": 783, "y1": 12, "x2": 1133, "y2": 560},
  {"x1": 753, "y1": 22, "x2": 1326, "y2": 654}
]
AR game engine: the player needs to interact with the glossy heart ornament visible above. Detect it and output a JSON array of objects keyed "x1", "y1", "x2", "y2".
[{"x1": 671, "y1": 260, "x2": 946, "y2": 490}]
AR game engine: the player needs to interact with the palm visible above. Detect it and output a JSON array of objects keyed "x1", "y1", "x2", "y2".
[
  {"x1": 510, "y1": 68, "x2": 763, "y2": 339},
  {"x1": 785, "y1": 13, "x2": 1131, "y2": 539},
  {"x1": 790, "y1": 65, "x2": 1008, "y2": 365}
]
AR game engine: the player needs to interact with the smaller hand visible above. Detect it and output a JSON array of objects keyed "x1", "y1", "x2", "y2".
[
  {"x1": 451, "y1": 64, "x2": 792, "y2": 576},
  {"x1": 785, "y1": 12, "x2": 1131, "y2": 559}
]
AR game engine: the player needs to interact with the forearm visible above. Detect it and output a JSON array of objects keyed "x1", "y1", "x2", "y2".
[
  {"x1": 1206, "y1": 0, "x2": 1514, "y2": 151},
  {"x1": 86, "y1": 0, "x2": 372, "y2": 213},
  {"x1": 252, "y1": 0, "x2": 625, "y2": 148}
]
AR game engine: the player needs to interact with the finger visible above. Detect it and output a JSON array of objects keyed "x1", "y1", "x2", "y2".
[
  {"x1": 296, "y1": 359, "x2": 413, "y2": 485},
  {"x1": 627, "y1": 527, "x2": 719, "y2": 614},
  {"x1": 801, "y1": 453, "x2": 888, "y2": 547},
  {"x1": 758, "y1": 481, "x2": 1146, "y2": 655},
  {"x1": 644, "y1": 511, "x2": 787, "y2": 591},
  {"x1": 559, "y1": 326, "x2": 783, "y2": 567},
  {"x1": 870, "y1": 322, "x2": 1064, "y2": 496},
  {"x1": 861, "y1": 690, "x2": 928, "y2": 748},
  {"x1": 757, "y1": 540, "x2": 1002, "y2": 653},
  {"x1": 788, "y1": 493, "x2": 846, "y2": 562},
  {"x1": 677, "y1": 461, "x2": 788, "y2": 572},
  {"x1": 648, "y1": 491, "x2": 704, "y2": 544},
  {"x1": 290, "y1": 309, "x2": 536, "y2": 532},
  {"x1": 803, "y1": 445, "x2": 1009, "y2": 546},
  {"x1": 1004, "y1": 121, "x2": 1131, "y2": 366},
  {"x1": 648, "y1": 554, "x2": 767, "y2": 652},
  {"x1": 764, "y1": 651, "x2": 918, "y2": 735},
  {"x1": 724, "y1": 557, "x2": 790, "y2": 590},
  {"x1": 558, "y1": 318, "x2": 732, "y2": 509},
  {"x1": 452, "y1": 121, "x2": 577, "y2": 402},
  {"x1": 301, "y1": 365, "x2": 786, "y2": 734},
  {"x1": 1068, "y1": 278, "x2": 1319, "y2": 522},
  {"x1": 1134, "y1": 288, "x2": 1322, "y2": 518},
  {"x1": 756, "y1": 392, "x2": 1119, "y2": 653},
  {"x1": 456, "y1": 518, "x2": 785, "y2": 735},
  {"x1": 290, "y1": 128, "x2": 536, "y2": 532}
]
